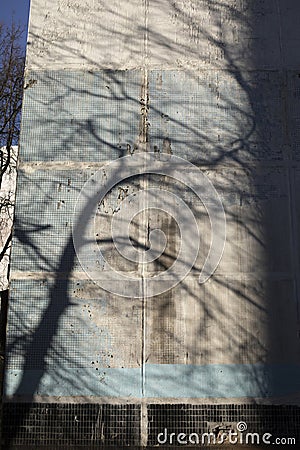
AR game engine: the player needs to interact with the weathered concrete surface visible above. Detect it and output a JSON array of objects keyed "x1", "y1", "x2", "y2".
[
  {"x1": 4, "y1": 0, "x2": 300, "y2": 447},
  {"x1": 7, "y1": 0, "x2": 300, "y2": 399},
  {"x1": 26, "y1": 0, "x2": 290, "y2": 71}
]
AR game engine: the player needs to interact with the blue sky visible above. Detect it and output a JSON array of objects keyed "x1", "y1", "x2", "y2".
[{"x1": 0, "y1": 0, "x2": 31, "y2": 48}]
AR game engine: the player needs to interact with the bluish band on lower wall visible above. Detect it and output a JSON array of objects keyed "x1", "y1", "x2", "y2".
[{"x1": 5, "y1": 363, "x2": 300, "y2": 399}]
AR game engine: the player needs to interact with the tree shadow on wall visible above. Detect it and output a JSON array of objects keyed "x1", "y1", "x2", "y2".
[{"x1": 3, "y1": 0, "x2": 300, "y2": 447}]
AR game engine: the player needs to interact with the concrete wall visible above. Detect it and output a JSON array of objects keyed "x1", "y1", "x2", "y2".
[{"x1": 3, "y1": 0, "x2": 300, "y2": 447}]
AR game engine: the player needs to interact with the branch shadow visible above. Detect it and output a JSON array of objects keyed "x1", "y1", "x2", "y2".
[{"x1": 3, "y1": 0, "x2": 300, "y2": 447}]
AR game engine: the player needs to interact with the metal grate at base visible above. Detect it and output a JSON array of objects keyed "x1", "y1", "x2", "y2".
[
  {"x1": 2, "y1": 403, "x2": 140, "y2": 448},
  {"x1": 2, "y1": 403, "x2": 300, "y2": 448},
  {"x1": 147, "y1": 404, "x2": 300, "y2": 447}
]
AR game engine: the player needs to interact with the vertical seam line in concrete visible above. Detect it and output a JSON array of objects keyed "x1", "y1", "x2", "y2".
[{"x1": 141, "y1": 0, "x2": 150, "y2": 446}]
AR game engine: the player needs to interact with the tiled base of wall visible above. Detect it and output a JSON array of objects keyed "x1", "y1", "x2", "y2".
[{"x1": 2, "y1": 403, "x2": 300, "y2": 448}]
